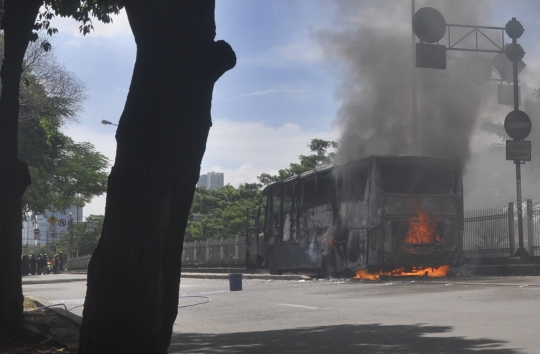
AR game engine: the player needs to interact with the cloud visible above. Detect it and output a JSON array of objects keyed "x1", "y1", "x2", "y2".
[
  {"x1": 70, "y1": 119, "x2": 337, "y2": 216},
  {"x1": 242, "y1": 36, "x2": 325, "y2": 68},
  {"x1": 201, "y1": 119, "x2": 339, "y2": 185},
  {"x1": 236, "y1": 90, "x2": 278, "y2": 98}
]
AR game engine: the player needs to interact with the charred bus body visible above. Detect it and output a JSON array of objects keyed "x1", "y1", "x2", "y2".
[{"x1": 256, "y1": 155, "x2": 464, "y2": 276}]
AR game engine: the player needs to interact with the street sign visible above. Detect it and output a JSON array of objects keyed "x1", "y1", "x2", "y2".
[
  {"x1": 506, "y1": 140, "x2": 531, "y2": 161},
  {"x1": 47, "y1": 216, "x2": 58, "y2": 225},
  {"x1": 58, "y1": 219, "x2": 67, "y2": 227},
  {"x1": 33, "y1": 228, "x2": 40, "y2": 236},
  {"x1": 504, "y1": 110, "x2": 531, "y2": 140}
]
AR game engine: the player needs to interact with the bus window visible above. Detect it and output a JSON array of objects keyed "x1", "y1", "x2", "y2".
[
  {"x1": 380, "y1": 163, "x2": 455, "y2": 195},
  {"x1": 283, "y1": 183, "x2": 294, "y2": 212},
  {"x1": 302, "y1": 177, "x2": 316, "y2": 207},
  {"x1": 316, "y1": 171, "x2": 335, "y2": 205},
  {"x1": 348, "y1": 164, "x2": 369, "y2": 202},
  {"x1": 257, "y1": 193, "x2": 268, "y2": 236},
  {"x1": 272, "y1": 185, "x2": 282, "y2": 215}
]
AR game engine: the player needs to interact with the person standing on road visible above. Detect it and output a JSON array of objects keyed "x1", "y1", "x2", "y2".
[
  {"x1": 30, "y1": 254, "x2": 36, "y2": 275},
  {"x1": 43, "y1": 254, "x2": 50, "y2": 275},
  {"x1": 37, "y1": 254, "x2": 43, "y2": 275},
  {"x1": 51, "y1": 255, "x2": 57, "y2": 274},
  {"x1": 58, "y1": 251, "x2": 63, "y2": 273}
]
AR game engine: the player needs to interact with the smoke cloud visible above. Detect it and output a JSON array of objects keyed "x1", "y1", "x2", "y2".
[{"x1": 317, "y1": 1, "x2": 496, "y2": 166}]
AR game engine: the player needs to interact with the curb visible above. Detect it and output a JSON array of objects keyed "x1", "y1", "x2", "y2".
[
  {"x1": 181, "y1": 273, "x2": 313, "y2": 281},
  {"x1": 25, "y1": 295, "x2": 83, "y2": 326},
  {"x1": 22, "y1": 278, "x2": 88, "y2": 285}
]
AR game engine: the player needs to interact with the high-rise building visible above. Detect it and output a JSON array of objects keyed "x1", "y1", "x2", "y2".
[{"x1": 196, "y1": 171, "x2": 224, "y2": 190}]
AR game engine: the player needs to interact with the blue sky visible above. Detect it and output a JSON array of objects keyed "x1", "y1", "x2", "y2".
[{"x1": 46, "y1": 0, "x2": 540, "y2": 215}]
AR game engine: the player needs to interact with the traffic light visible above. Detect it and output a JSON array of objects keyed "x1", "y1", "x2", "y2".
[{"x1": 413, "y1": 7, "x2": 447, "y2": 69}]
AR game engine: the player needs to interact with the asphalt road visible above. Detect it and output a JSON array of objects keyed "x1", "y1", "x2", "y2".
[{"x1": 23, "y1": 275, "x2": 540, "y2": 353}]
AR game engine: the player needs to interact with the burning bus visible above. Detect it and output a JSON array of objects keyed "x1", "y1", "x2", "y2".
[{"x1": 255, "y1": 155, "x2": 464, "y2": 277}]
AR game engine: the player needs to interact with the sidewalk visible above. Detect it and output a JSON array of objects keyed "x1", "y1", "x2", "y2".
[
  {"x1": 22, "y1": 272, "x2": 540, "y2": 286},
  {"x1": 21, "y1": 271, "x2": 311, "y2": 285}
]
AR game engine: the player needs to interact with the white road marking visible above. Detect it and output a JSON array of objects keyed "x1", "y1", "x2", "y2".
[
  {"x1": 180, "y1": 291, "x2": 228, "y2": 296},
  {"x1": 278, "y1": 303, "x2": 329, "y2": 310}
]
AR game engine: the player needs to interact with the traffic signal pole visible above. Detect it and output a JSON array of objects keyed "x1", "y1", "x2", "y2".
[{"x1": 506, "y1": 18, "x2": 528, "y2": 257}]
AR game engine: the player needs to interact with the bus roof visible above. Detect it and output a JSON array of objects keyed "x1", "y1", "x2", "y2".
[{"x1": 262, "y1": 155, "x2": 459, "y2": 191}]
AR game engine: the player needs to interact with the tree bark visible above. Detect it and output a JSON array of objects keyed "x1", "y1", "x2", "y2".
[
  {"x1": 79, "y1": 1, "x2": 235, "y2": 352},
  {"x1": 0, "y1": 0, "x2": 41, "y2": 328}
]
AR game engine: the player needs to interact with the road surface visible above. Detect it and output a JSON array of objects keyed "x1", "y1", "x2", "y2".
[{"x1": 23, "y1": 274, "x2": 540, "y2": 353}]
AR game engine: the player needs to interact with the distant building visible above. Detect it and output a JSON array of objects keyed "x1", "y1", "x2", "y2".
[
  {"x1": 22, "y1": 206, "x2": 84, "y2": 246},
  {"x1": 196, "y1": 171, "x2": 224, "y2": 190}
]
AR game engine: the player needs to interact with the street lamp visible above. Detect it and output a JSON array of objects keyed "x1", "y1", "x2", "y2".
[{"x1": 101, "y1": 119, "x2": 118, "y2": 126}]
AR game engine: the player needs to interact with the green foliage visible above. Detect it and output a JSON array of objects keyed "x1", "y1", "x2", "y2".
[
  {"x1": 0, "y1": 35, "x2": 109, "y2": 215},
  {"x1": 257, "y1": 138, "x2": 338, "y2": 185},
  {"x1": 35, "y1": 1, "x2": 123, "y2": 37},
  {"x1": 185, "y1": 183, "x2": 261, "y2": 241}
]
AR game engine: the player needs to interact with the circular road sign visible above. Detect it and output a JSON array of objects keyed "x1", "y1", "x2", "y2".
[
  {"x1": 58, "y1": 219, "x2": 67, "y2": 227},
  {"x1": 413, "y1": 7, "x2": 446, "y2": 43},
  {"x1": 33, "y1": 228, "x2": 40, "y2": 236},
  {"x1": 504, "y1": 110, "x2": 531, "y2": 140}
]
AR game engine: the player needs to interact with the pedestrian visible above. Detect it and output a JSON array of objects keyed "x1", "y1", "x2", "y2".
[
  {"x1": 30, "y1": 254, "x2": 36, "y2": 275},
  {"x1": 58, "y1": 251, "x2": 63, "y2": 273},
  {"x1": 43, "y1": 254, "x2": 50, "y2": 275},
  {"x1": 37, "y1": 254, "x2": 43, "y2": 275},
  {"x1": 22, "y1": 255, "x2": 29, "y2": 276},
  {"x1": 51, "y1": 255, "x2": 57, "y2": 274}
]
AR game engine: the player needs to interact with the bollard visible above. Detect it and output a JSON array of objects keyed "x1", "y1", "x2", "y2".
[{"x1": 228, "y1": 273, "x2": 242, "y2": 291}]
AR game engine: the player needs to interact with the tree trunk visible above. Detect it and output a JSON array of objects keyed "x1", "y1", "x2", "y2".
[
  {"x1": 79, "y1": 1, "x2": 235, "y2": 352},
  {"x1": 0, "y1": 0, "x2": 40, "y2": 328}
]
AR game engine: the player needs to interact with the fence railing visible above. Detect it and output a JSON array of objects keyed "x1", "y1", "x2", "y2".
[
  {"x1": 65, "y1": 201, "x2": 539, "y2": 269},
  {"x1": 529, "y1": 200, "x2": 540, "y2": 257},
  {"x1": 67, "y1": 254, "x2": 92, "y2": 270},
  {"x1": 464, "y1": 200, "x2": 538, "y2": 258},
  {"x1": 464, "y1": 205, "x2": 510, "y2": 258},
  {"x1": 182, "y1": 236, "x2": 257, "y2": 266}
]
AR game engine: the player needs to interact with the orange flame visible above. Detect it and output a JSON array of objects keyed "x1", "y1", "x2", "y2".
[
  {"x1": 404, "y1": 202, "x2": 443, "y2": 244},
  {"x1": 354, "y1": 265, "x2": 450, "y2": 280}
]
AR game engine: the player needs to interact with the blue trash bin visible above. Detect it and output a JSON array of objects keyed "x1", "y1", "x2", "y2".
[{"x1": 229, "y1": 273, "x2": 242, "y2": 291}]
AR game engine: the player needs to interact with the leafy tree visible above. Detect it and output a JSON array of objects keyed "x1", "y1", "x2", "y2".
[
  {"x1": 10, "y1": 37, "x2": 109, "y2": 215},
  {"x1": 78, "y1": 2, "x2": 236, "y2": 352},
  {"x1": 0, "y1": 0, "x2": 119, "y2": 330},
  {"x1": 1, "y1": 2, "x2": 235, "y2": 352},
  {"x1": 185, "y1": 183, "x2": 262, "y2": 241},
  {"x1": 258, "y1": 138, "x2": 338, "y2": 185}
]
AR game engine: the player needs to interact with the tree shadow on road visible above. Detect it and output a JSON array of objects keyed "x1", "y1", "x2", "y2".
[{"x1": 169, "y1": 323, "x2": 524, "y2": 354}]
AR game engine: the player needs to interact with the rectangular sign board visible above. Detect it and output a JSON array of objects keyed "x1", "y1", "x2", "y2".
[{"x1": 506, "y1": 140, "x2": 531, "y2": 161}]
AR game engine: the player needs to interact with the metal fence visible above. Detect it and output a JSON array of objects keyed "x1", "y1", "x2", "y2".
[
  {"x1": 182, "y1": 236, "x2": 255, "y2": 266},
  {"x1": 67, "y1": 255, "x2": 92, "y2": 270},
  {"x1": 464, "y1": 200, "x2": 538, "y2": 258},
  {"x1": 529, "y1": 200, "x2": 540, "y2": 256},
  {"x1": 464, "y1": 205, "x2": 511, "y2": 258}
]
